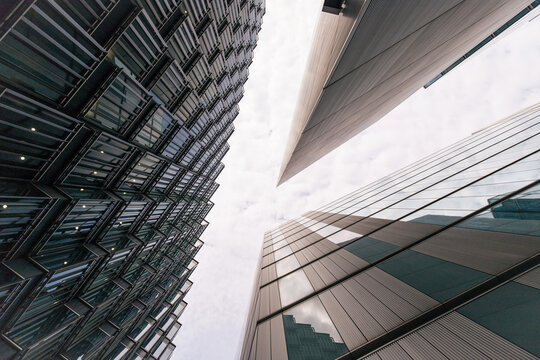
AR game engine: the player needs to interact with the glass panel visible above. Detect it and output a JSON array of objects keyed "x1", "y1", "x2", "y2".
[
  {"x1": 344, "y1": 236, "x2": 399, "y2": 264},
  {"x1": 377, "y1": 250, "x2": 491, "y2": 302},
  {"x1": 458, "y1": 281, "x2": 540, "y2": 356},
  {"x1": 282, "y1": 296, "x2": 348, "y2": 360},
  {"x1": 85, "y1": 71, "x2": 149, "y2": 132},
  {"x1": 278, "y1": 270, "x2": 314, "y2": 306},
  {"x1": 276, "y1": 255, "x2": 300, "y2": 277},
  {"x1": 457, "y1": 183, "x2": 540, "y2": 236}
]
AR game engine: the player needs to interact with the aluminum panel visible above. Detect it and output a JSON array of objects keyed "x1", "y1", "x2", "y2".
[
  {"x1": 414, "y1": 227, "x2": 540, "y2": 275},
  {"x1": 258, "y1": 285, "x2": 270, "y2": 319},
  {"x1": 319, "y1": 291, "x2": 366, "y2": 349},
  {"x1": 342, "y1": 277, "x2": 402, "y2": 330},
  {"x1": 515, "y1": 267, "x2": 540, "y2": 290},
  {"x1": 270, "y1": 316, "x2": 288, "y2": 360},
  {"x1": 398, "y1": 332, "x2": 447, "y2": 359},
  {"x1": 439, "y1": 312, "x2": 538, "y2": 360},
  {"x1": 312, "y1": 260, "x2": 338, "y2": 286},
  {"x1": 330, "y1": 285, "x2": 385, "y2": 341},
  {"x1": 367, "y1": 267, "x2": 439, "y2": 312},
  {"x1": 255, "y1": 321, "x2": 271, "y2": 360},
  {"x1": 303, "y1": 264, "x2": 326, "y2": 291},
  {"x1": 319, "y1": 256, "x2": 348, "y2": 279},
  {"x1": 268, "y1": 282, "x2": 281, "y2": 315},
  {"x1": 357, "y1": 272, "x2": 421, "y2": 321}
]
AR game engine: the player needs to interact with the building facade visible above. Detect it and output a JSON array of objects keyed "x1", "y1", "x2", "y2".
[
  {"x1": 242, "y1": 103, "x2": 540, "y2": 359},
  {"x1": 278, "y1": 0, "x2": 539, "y2": 184},
  {"x1": 0, "y1": 0, "x2": 264, "y2": 359}
]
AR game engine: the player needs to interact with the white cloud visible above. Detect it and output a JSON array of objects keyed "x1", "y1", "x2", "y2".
[{"x1": 173, "y1": 3, "x2": 540, "y2": 359}]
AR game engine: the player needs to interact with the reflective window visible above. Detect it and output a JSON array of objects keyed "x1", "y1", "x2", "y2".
[
  {"x1": 278, "y1": 270, "x2": 314, "y2": 306},
  {"x1": 276, "y1": 255, "x2": 301, "y2": 277},
  {"x1": 344, "y1": 236, "x2": 399, "y2": 263},
  {"x1": 458, "y1": 280, "x2": 540, "y2": 356},
  {"x1": 283, "y1": 297, "x2": 348, "y2": 360},
  {"x1": 377, "y1": 250, "x2": 491, "y2": 302},
  {"x1": 274, "y1": 245, "x2": 292, "y2": 261}
]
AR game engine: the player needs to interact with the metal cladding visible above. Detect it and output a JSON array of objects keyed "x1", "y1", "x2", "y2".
[
  {"x1": 277, "y1": 0, "x2": 537, "y2": 185},
  {"x1": 0, "y1": 0, "x2": 264, "y2": 359},
  {"x1": 242, "y1": 104, "x2": 540, "y2": 359}
]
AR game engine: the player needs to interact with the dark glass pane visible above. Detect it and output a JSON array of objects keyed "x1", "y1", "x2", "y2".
[{"x1": 377, "y1": 250, "x2": 491, "y2": 302}]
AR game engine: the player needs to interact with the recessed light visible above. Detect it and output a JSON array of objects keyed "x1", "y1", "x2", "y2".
[
  {"x1": 80, "y1": 188, "x2": 84, "y2": 191},
  {"x1": 75, "y1": 226, "x2": 79, "y2": 230},
  {"x1": 64, "y1": 261, "x2": 68, "y2": 265},
  {"x1": 82, "y1": 205, "x2": 86, "y2": 208},
  {"x1": 111, "y1": 247, "x2": 115, "y2": 251},
  {"x1": 93, "y1": 171, "x2": 98, "y2": 175},
  {"x1": 20, "y1": 156, "x2": 25, "y2": 160},
  {"x1": 31, "y1": 127, "x2": 36, "y2": 131},
  {"x1": 100, "y1": 150, "x2": 104, "y2": 154},
  {"x1": 2, "y1": 205, "x2": 7, "y2": 209}
]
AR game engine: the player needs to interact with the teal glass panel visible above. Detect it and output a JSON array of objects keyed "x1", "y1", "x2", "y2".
[
  {"x1": 283, "y1": 297, "x2": 348, "y2": 360},
  {"x1": 377, "y1": 250, "x2": 491, "y2": 302},
  {"x1": 458, "y1": 281, "x2": 540, "y2": 356},
  {"x1": 343, "y1": 236, "x2": 399, "y2": 263}
]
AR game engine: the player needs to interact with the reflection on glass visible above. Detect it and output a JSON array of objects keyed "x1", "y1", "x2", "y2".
[
  {"x1": 276, "y1": 255, "x2": 301, "y2": 277},
  {"x1": 458, "y1": 279, "x2": 540, "y2": 356},
  {"x1": 377, "y1": 250, "x2": 491, "y2": 302},
  {"x1": 344, "y1": 236, "x2": 399, "y2": 263},
  {"x1": 456, "y1": 184, "x2": 540, "y2": 236},
  {"x1": 278, "y1": 270, "x2": 314, "y2": 306},
  {"x1": 303, "y1": 222, "x2": 361, "y2": 244},
  {"x1": 273, "y1": 239, "x2": 288, "y2": 250},
  {"x1": 274, "y1": 246, "x2": 293, "y2": 261},
  {"x1": 283, "y1": 297, "x2": 347, "y2": 360}
]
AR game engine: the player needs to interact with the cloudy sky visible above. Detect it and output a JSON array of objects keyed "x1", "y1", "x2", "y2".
[{"x1": 173, "y1": 2, "x2": 540, "y2": 359}]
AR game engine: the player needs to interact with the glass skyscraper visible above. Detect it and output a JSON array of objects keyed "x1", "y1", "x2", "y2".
[
  {"x1": 0, "y1": 0, "x2": 264, "y2": 359},
  {"x1": 241, "y1": 103, "x2": 540, "y2": 359}
]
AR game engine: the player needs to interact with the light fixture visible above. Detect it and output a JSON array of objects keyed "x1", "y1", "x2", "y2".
[
  {"x1": 82, "y1": 205, "x2": 86, "y2": 208},
  {"x1": 119, "y1": 221, "x2": 123, "y2": 224},
  {"x1": 100, "y1": 150, "x2": 104, "y2": 154},
  {"x1": 2, "y1": 204, "x2": 7, "y2": 209},
  {"x1": 80, "y1": 188, "x2": 84, "y2": 191},
  {"x1": 93, "y1": 171, "x2": 98, "y2": 175},
  {"x1": 123, "y1": 192, "x2": 126, "y2": 195},
  {"x1": 111, "y1": 247, "x2": 115, "y2": 251},
  {"x1": 63, "y1": 261, "x2": 68, "y2": 265},
  {"x1": 75, "y1": 226, "x2": 79, "y2": 230},
  {"x1": 31, "y1": 127, "x2": 36, "y2": 131},
  {"x1": 20, "y1": 156, "x2": 25, "y2": 160}
]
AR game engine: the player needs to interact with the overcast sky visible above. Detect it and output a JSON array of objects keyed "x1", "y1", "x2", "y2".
[{"x1": 173, "y1": 2, "x2": 540, "y2": 359}]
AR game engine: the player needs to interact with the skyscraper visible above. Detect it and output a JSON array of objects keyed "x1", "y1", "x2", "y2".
[
  {"x1": 0, "y1": 0, "x2": 264, "y2": 359},
  {"x1": 278, "y1": 0, "x2": 539, "y2": 184},
  {"x1": 242, "y1": 103, "x2": 540, "y2": 359}
]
